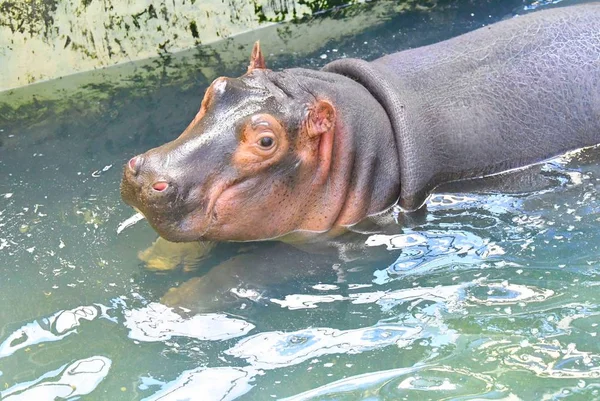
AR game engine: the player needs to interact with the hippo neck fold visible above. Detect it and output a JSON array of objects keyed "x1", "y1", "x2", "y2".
[
  {"x1": 322, "y1": 59, "x2": 436, "y2": 211},
  {"x1": 270, "y1": 67, "x2": 402, "y2": 231}
]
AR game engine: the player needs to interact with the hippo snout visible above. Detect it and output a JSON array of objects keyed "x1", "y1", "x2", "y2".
[
  {"x1": 120, "y1": 144, "x2": 214, "y2": 242},
  {"x1": 124, "y1": 155, "x2": 171, "y2": 193},
  {"x1": 121, "y1": 152, "x2": 176, "y2": 202},
  {"x1": 120, "y1": 149, "x2": 189, "y2": 233}
]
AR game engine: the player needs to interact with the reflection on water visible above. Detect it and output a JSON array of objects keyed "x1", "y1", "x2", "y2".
[
  {"x1": 143, "y1": 366, "x2": 257, "y2": 401},
  {"x1": 227, "y1": 325, "x2": 424, "y2": 370},
  {"x1": 283, "y1": 365, "x2": 498, "y2": 401},
  {"x1": 464, "y1": 282, "x2": 554, "y2": 306},
  {"x1": 4, "y1": 0, "x2": 600, "y2": 399},
  {"x1": 124, "y1": 302, "x2": 255, "y2": 342},
  {"x1": 0, "y1": 305, "x2": 99, "y2": 358},
  {"x1": 366, "y1": 229, "x2": 506, "y2": 279},
  {"x1": 2, "y1": 356, "x2": 111, "y2": 401},
  {"x1": 492, "y1": 339, "x2": 600, "y2": 378},
  {"x1": 271, "y1": 283, "x2": 464, "y2": 312}
]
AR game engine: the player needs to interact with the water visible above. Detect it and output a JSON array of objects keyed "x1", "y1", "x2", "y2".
[{"x1": 1, "y1": 0, "x2": 600, "y2": 399}]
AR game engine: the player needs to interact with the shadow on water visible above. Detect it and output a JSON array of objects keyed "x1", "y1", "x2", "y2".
[{"x1": 3, "y1": 0, "x2": 600, "y2": 399}]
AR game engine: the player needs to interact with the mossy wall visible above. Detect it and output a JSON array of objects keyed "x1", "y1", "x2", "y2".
[{"x1": 0, "y1": 0, "x2": 355, "y2": 90}]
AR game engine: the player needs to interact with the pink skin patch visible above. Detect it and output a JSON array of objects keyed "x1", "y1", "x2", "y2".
[{"x1": 152, "y1": 182, "x2": 169, "y2": 192}]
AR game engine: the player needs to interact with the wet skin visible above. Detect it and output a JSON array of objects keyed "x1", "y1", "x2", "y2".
[{"x1": 122, "y1": 4, "x2": 600, "y2": 244}]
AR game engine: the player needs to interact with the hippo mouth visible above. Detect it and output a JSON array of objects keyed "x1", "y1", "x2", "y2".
[
  {"x1": 120, "y1": 164, "x2": 242, "y2": 242},
  {"x1": 120, "y1": 168, "x2": 206, "y2": 242}
]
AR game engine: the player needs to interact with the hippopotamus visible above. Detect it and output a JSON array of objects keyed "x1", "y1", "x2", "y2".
[{"x1": 121, "y1": 4, "x2": 600, "y2": 244}]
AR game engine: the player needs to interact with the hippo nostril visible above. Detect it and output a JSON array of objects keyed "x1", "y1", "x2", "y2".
[
  {"x1": 128, "y1": 156, "x2": 142, "y2": 173},
  {"x1": 152, "y1": 181, "x2": 169, "y2": 192}
]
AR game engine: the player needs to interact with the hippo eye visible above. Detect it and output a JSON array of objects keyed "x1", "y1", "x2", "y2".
[{"x1": 258, "y1": 136, "x2": 275, "y2": 149}]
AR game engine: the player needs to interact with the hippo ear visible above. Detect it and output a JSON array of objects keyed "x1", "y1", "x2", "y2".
[
  {"x1": 247, "y1": 41, "x2": 267, "y2": 73},
  {"x1": 307, "y1": 100, "x2": 336, "y2": 137}
]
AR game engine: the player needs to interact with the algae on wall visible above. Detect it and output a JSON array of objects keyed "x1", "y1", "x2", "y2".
[
  {"x1": 0, "y1": 0, "x2": 350, "y2": 90},
  {"x1": 1, "y1": 0, "x2": 450, "y2": 154}
]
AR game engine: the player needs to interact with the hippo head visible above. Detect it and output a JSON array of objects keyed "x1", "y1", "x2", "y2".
[{"x1": 121, "y1": 42, "x2": 340, "y2": 242}]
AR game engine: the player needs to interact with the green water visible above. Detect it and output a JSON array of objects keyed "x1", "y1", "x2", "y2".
[{"x1": 2, "y1": 0, "x2": 600, "y2": 400}]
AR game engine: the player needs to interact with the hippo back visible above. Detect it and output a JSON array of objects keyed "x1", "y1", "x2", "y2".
[{"x1": 332, "y1": 4, "x2": 600, "y2": 210}]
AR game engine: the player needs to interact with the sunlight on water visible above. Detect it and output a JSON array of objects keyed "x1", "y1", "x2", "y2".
[
  {"x1": 125, "y1": 303, "x2": 255, "y2": 342},
  {"x1": 2, "y1": 1, "x2": 600, "y2": 400},
  {"x1": 142, "y1": 366, "x2": 257, "y2": 401},
  {"x1": 1, "y1": 356, "x2": 111, "y2": 400},
  {"x1": 281, "y1": 365, "x2": 500, "y2": 401},
  {"x1": 0, "y1": 305, "x2": 101, "y2": 358},
  {"x1": 227, "y1": 325, "x2": 424, "y2": 370}
]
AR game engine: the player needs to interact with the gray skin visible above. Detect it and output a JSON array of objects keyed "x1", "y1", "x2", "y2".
[
  {"x1": 121, "y1": 4, "x2": 600, "y2": 243},
  {"x1": 323, "y1": 3, "x2": 600, "y2": 212}
]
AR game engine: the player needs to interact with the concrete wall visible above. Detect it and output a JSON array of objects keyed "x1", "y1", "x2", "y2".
[{"x1": 0, "y1": 0, "x2": 353, "y2": 90}]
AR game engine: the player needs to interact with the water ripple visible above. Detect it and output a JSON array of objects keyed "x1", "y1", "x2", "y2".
[
  {"x1": 270, "y1": 284, "x2": 465, "y2": 313},
  {"x1": 366, "y1": 230, "x2": 505, "y2": 279},
  {"x1": 271, "y1": 280, "x2": 555, "y2": 314},
  {"x1": 0, "y1": 305, "x2": 100, "y2": 359},
  {"x1": 282, "y1": 365, "x2": 500, "y2": 401},
  {"x1": 142, "y1": 367, "x2": 256, "y2": 401},
  {"x1": 226, "y1": 325, "x2": 423, "y2": 370},
  {"x1": 496, "y1": 340, "x2": 600, "y2": 379},
  {"x1": 464, "y1": 281, "x2": 555, "y2": 306},
  {"x1": 1, "y1": 356, "x2": 111, "y2": 400},
  {"x1": 124, "y1": 302, "x2": 255, "y2": 342}
]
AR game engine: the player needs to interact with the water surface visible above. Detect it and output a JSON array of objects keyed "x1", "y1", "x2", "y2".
[{"x1": 2, "y1": 0, "x2": 600, "y2": 399}]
